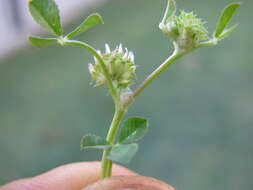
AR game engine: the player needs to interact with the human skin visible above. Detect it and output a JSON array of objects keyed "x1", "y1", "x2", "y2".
[
  {"x1": 84, "y1": 176, "x2": 175, "y2": 190},
  {"x1": 0, "y1": 162, "x2": 136, "y2": 190}
]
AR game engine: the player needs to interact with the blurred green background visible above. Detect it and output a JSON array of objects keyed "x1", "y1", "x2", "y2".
[{"x1": 0, "y1": 0, "x2": 252, "y2": 189}]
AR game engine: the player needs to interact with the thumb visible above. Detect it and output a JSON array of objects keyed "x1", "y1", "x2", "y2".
[{"x1": 0, "y1": 161, "x2": 137, "y2": 190}]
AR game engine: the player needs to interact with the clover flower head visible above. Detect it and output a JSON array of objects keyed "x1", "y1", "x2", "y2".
[
  {"x1": 89, "y1": 44, "x2": 136, "y2": 88},
  {"x1": 159, "y1": 5, "x2": 210, "y2": 50},
  {"x1": 176, "y1": 11, "x2": 209, "y2": 41}
]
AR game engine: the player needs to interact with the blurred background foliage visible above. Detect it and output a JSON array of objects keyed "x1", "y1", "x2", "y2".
[{"x1": 0, "y1": 0, "x2": 252, "y2": 189}]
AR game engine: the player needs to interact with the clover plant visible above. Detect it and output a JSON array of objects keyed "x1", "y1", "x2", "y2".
[{"x1": 28, "y1": 0, "x2": 240, "y2": 178}]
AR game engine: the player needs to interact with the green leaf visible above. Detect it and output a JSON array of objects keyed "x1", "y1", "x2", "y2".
[
  {"x1": 80, "y1": 134, "x2": 111, "y2": 150},
  {"x1": 214, "y1": 2, "x2": 240, "y2": 38},
  {"x1": 66, "y1": 13, "x2": 104, "y2": 39},
  {"x1": 161, "y1": 0, "x2": 176, "y2": 24},
  {"x1": 107, "y1": 143, "x2": 138, "y2": 164},
  {"x1": 218, "y1": 24, "x2": 238, "y2": 40},
  {"x1": 29, "y1": 36, "x2": 57, "y2": 48},
  {"x1": 29, "y1": 0, "x2": 62, "y2": 36},
  {"x1": 119, "y1": 117, "x2": 148, "y2": 144}
]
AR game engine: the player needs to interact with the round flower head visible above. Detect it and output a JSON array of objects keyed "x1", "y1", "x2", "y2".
[
  {"x1": 174, "y1": 11, "x2": 209, "y2": 48},
  {"x1": 89, "y1": 44, "x2": 136, "y2": 88},
  {"x1": 159, "y1": 1, "x2": 210, "y2": 51}
]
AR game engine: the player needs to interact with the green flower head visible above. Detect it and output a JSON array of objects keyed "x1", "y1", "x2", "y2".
[
  {"x1": 176, "y1": 11, "x2": 209, "y2": 41},
  {"x1": 159, "y1": 0, "x2": 210, "y2": 51},
  {"x1": 89, "y1": 44, "x2": 136, "y2": 88}
]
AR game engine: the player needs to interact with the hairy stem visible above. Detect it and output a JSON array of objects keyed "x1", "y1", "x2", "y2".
[
  {"x1": 101, "y1": 108, "x2": 126, "y2": 178},
  {"x1": 101, "y1": 48, "x2": 185, "y2": 178},
  {"x1": 124, "y1": 48, "x2": 184, "y2": 107},
  {"x1": 65, "y1": 39, "x2": 190, "y2": 179},
  {"x1": 100, "y1": 47, "x2": 188, "y2": 178}
]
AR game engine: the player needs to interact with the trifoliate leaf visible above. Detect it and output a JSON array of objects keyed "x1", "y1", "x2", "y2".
[
  {"x1": 66, "y1": 13, "x2": 104, "y2": 39},
  {"x1": 119, "y1": 117, "x2": 148, "y2": 144},
  {"x1": 80, "y1": 134, "x2": 111, "y2": 150},
  {"x1": 107, "y1": 143, "x2": 138, "y2": 164},
  {"x1": 29, "y1": 0, "x2": 62, "y2": 36},
  {"x1": 214, "y1": 2, "x2": 240, "y2": 38},
  {"x1": 29, "y1": 36, "x2": 57, "y2": 48}
]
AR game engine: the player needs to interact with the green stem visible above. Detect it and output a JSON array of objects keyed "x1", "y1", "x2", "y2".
[
  {"x1": 62, "y1": 38, "x2": 127, "y2": 178},
  {"x1": 124, "y1": 48, "x2": 184, "y2": 107},
  {"x1": 196, "y1": 39, "x2": 217, "y2": 48},
  {"x1": 101, "y1": 49, "x2": 184, "y2": 178},
  {"x1": 127, "y1": 39, "x2": 218, "y2": 106},
  {"x1": 64, "y1": 38, "x2": 192, "y2": 179},
  {"x1": 101, "y1": 108, "x2": 126, "y2": 178},
  {"x1": 63, "y1": 39, "x2": 118, "y2": 102},
  {"x1": 101, "y1": 48, "x2": 186, "y2": 178}
]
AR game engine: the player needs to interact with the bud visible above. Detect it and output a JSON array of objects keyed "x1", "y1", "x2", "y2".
[
  {"x1": 89, "y1": 44, "x2": 136, "y2": 88},
  {"x1": 159, "y1": 21, "x2": 179, "y2": 40}
]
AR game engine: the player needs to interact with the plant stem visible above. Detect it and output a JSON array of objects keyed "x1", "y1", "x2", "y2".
[
  {"x1": 65, "y1": 38, "x2": 189, "y2": 179},
  {"x1": 100, "y1": 48, "x2": 187, "y2": 178},
  {"x1": 196, "y1": 39, "x2": 217, "y2": 48},
  {"x1": 124, "y1": 48, "x2": 184, "y2": 107},
  {"x1": 101, "y1": 108, "x2": 126, "y2": 178},
  {"x1": 63, "y1": 39, "x2": 118, "y2": 102},
  {"x1": 63, "y1": 39, "x2": 127, "y2": 178},
  {"x1": 100, "y1": 49, "x2": 185, "y2": 178}
]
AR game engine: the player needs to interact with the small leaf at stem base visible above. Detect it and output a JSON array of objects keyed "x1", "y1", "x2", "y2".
[
  {"x1": 107, "y1": 143, "x2": 138, "y2": 164},
  {"x1": 119, "y1": 117, "x2": 148, "y2": 144},
  {"x1": 81, "y1": 134, "x2": 111, "y2": 150}
]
